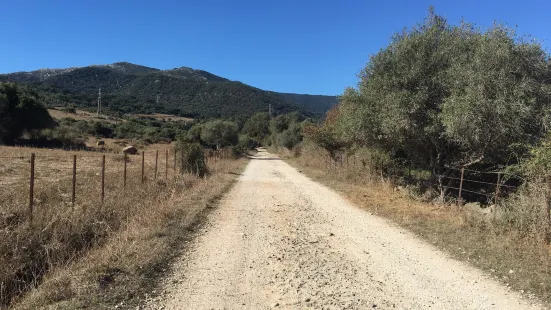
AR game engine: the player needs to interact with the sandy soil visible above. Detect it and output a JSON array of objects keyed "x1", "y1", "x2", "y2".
[{"x1": 145, "y1": 150, "x2": 542, "y2": 309}]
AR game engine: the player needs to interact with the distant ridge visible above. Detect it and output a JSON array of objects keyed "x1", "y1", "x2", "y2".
[{"x1": 1, "y1": 62, "x2": 337, "y2": 119}]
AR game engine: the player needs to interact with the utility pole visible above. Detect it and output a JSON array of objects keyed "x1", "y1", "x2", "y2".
[
  {"x1": 97, "y1": 87, "x2": 102, "y2": 118},
  {"x1": 156, "y1": 93, "x2": 160, "y2": 105}
]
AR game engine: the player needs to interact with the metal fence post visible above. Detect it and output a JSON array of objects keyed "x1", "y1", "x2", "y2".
[{"x1": 165, "y1": 149, "x2": 168, "y2": 179}]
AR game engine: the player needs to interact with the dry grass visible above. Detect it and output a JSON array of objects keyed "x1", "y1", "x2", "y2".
[
  {"x1": 47, "y1": 108, "x2": 121, "y2": 124},
  {"x1": 48, "y1": 108, "x2": 193, "y2": 124},
  {"x1": 0, "y1": 145, "x2": 246, "y2": 309},
  {"x1": 132, "y1": 113, "x2": 193, "y2": 122},
  {"x1": 286, "y1": 147, "x2": 551, "y2": 305}
]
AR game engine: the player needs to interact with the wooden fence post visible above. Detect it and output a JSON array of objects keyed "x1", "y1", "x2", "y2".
[
  {"x1": 72, "y1": 155, "x2": 77, "y2": 206},
  {"x1": 141, "y1": 151, "x2": 145, "y2": 184},
  {"x1": 495, "y1": 172, "x2": 501, "y2": 205},
  {"x1": 155, "y1": 150, "x2": 158, "y2": 179},
  {"x1": 101, "y1": 155, "x2": 105, "y2": 204},
  {"x1": 29, "y1": 153, "x2": 35, "y2": 224},
  {"x1": 546, "y1": 175, "x2": 551, "y2": 242},
  {"x1": 458, "y1": 168, "x2": 465, "y2": 204},
  {"x1": 173, "y1": 149, "x2": 177, "y2": 176},
  {"x1": 165, "y1": 149, "x2": 168, "y2": 179},
  {"x1": 123, "y1": 153, "x2": 127, "y2": 189}
]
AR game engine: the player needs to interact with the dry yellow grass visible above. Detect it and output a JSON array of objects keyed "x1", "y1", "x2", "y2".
[
  {"x1": 47, "y1": 108, "x2": 193, "y2": 124},
  {"x1": 0, "y1": 145, "x2": 246, "y2": 308},
  {"x1": 287, "y1": 148, "x2": 551, "y2": 305},
  {"x1": 47, "y1": 108, "x2": 121, "y2": 124}
]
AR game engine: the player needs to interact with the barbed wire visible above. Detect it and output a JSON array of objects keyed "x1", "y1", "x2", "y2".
[
  {"x1": 440, "y1": 185, "x2": 494, "y2": 197},
  {"x1": 439, "y1": 175, "x2": 517, "y2": 189}
]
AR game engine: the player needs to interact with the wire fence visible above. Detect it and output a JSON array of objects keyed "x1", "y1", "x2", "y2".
[
  {"x1": 321, "y1": 152, "x2": 523, "y2": 205},
  {"x1": 0, "y1": 147, "x2": 233, "y2": 225}
]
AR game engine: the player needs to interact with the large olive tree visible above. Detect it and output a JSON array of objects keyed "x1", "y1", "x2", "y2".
[{"x1": 337, "y1": 8, "x2": 551, "y2": 194}]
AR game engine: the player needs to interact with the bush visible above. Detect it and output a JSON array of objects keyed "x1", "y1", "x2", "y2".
[
  {"x1": 237, "y1": 134, "x2": 258, "y2": 153},
  {"x1": 175, "y1": 141, "x2": 208, "y2": 177}
]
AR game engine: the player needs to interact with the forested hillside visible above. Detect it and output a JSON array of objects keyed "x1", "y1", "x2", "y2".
[
  {"x1": 276, "y1": 92, "x2": 337, "y2": 114},
  {"x1": 0, "y1": 62, "x2": 335, "y2": 119}
]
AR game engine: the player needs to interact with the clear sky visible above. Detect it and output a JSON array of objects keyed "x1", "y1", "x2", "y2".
[{"x1": 2, "y1": 0, "x2": 550, "y2": 95}]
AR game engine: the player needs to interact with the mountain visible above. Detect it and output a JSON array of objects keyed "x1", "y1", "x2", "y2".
[
  {"x1": 0, "y1": 62, "x2": 337, "y2": 119},
  {"x1": 276, "y1": 92, "x2": 337, "y2": 114}
]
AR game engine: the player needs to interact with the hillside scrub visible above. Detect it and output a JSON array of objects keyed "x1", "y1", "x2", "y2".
[{"x1": 0, "y1": 62, "x2": 318, "y2": 119}]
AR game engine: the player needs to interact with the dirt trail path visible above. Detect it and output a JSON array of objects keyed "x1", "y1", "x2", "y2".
[{"x1": 146, "y1": 150, "x2": 541, "y2": 309}]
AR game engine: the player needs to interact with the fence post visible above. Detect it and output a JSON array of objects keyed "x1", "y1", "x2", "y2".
[
  {"x1": 155, "y1": 150, "x2": 158, "y2": 179},
  {"x1": 546, "y1": 175, "x2": 551, "y2": 242},
  {"x1": 141, "y1": 151, "x2": 145, "y2": 184},
  {"x1": 173, "y1": 149, "x2": 177, "y2": 176},
  {"x1": 123, "y1": 153, "x2": 127, "y2": 189},
  {"x1": 72, "y1": 155, "x2": 77, "y2": 206},
  {"x1": 165, "y1": 149, "x2": 168, "y2": 179},
  {"x1": 458, "y1": 168, "x2": 465, "y2": 204},
  {"x1": 29, "y1": 153, "x2": 35, "y2": 225},
  {"x1": 101, "y1": 155, "x2": 105, "y2": 204},
  {"x1": 495, "y1": 172, "x2": 501, "y2": 205}
]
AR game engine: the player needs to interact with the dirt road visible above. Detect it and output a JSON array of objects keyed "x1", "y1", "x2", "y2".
[{"x1": 146, "y1": 150, "x2": 541, "y2": 309}]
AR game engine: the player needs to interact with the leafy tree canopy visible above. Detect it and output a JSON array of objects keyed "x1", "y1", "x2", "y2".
[
  {"x1": 337, "y1": 8, "x2": 551, "y2": 177},
  {"x1": 0, "y1": 83, "x2": 54, "y2": 144},
  {"x1": 200, "y1": 120, "x2": 239, "y2": 149}
]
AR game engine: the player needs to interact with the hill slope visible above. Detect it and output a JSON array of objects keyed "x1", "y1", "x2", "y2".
[
  {"x1": 276, "y1": 92, "x2": 337, "y2": 114},
  {"x1": 0, "y1": 62, "x2": 336, "y2": 119}
]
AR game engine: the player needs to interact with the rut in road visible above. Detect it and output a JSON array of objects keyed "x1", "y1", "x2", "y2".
[{"x1": 145, "y1": 150, "x2": 541, "y2": 309}]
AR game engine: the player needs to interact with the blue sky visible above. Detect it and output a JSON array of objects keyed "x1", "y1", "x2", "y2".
[{"x1": 2, "y1": 0, "x2": 550, "y2": 95}]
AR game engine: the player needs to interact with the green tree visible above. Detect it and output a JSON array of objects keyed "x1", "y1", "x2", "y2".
[
  {"x1": 200, "y1": 120, "x2": 238, "y2": 149},
  {"x1": 187, "y1": 124, "x2": 203, "y2": 143},
  {"x1": 336, "y1": 8, "x2": 551, "y2": 194},
  {"x1": 0, "y1": 83, "x2": 54, "y2": 144},
  {"x1": 242, "y1": 112, "x2": 270, "y2": 143}
]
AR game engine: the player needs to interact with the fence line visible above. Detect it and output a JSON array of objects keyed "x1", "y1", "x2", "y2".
[
  {"x1": 322, "y1": 153, "x2": 522, "y2": 205},
  {"x1": 3, "y1": 150, "x2": 168, "y2": 224},
  {"x1": 0, "y1": 148, "x2": 232, "y2": 224}
]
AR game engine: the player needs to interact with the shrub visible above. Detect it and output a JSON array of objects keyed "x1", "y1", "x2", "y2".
[{"x1": 175, "y1": 141, "x2": 208, "y2": 177}]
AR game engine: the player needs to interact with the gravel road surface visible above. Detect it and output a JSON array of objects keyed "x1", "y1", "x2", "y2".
[{"x1": 146, "y1": 150, "x2": 541, "y2": 309}]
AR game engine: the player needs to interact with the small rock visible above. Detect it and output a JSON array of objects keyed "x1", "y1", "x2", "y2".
[
  {"x1": 329, "y1": 232, "x2": 335, "y2": 236},
  {"x1": 509, "y1": 269, "x2": 515, "y2": 274},
  {"x1": 271, "y1": 302, "x2": 280, "y2": 308}
]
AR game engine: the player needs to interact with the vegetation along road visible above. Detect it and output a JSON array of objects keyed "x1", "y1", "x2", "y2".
[{"x1": 145, "y1": 150, "x2": 540, "y2": 310}]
